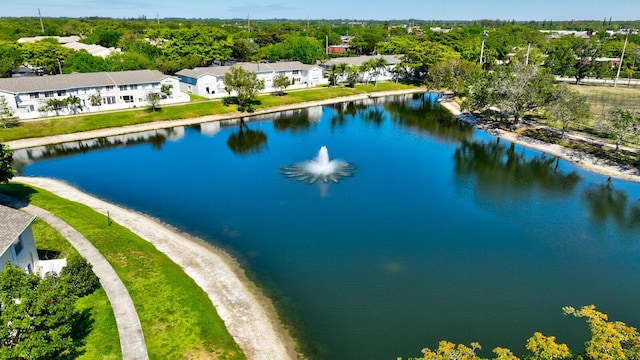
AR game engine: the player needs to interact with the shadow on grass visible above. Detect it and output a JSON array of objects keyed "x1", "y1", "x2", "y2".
[{"x1": 0, "y1": 182, "x2": 38, "y2": 209}]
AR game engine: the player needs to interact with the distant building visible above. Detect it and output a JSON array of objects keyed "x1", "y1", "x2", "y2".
[
  {"x1": 321, "y1": 55, "x2": 402, "y2": 83},
  {"x1": 17, "y1": 36, "x2": 121, "y2": 58},
  {"x1": 176, "y1": 61, "x2": 327, "y2": 99},
  {"x1": 61, "y1": 42, "x2": 121, "y2": 58},
  {"x1": 0, "y1": 70, "x2": 187, "y2": 120},
  {"x1": 17, "y1": 35, "x2": 81, "y2": 44}
]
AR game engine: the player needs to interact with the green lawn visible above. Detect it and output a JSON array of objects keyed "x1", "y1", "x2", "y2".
[
  {"x1": 0, "y1": 82, "x2": 420, "y2": 143},
  {"x1": 28, "y1": 218, "x2": 120, "y2": 360},
  {"x1": 0, "y1": 183, "x2": 245, "y2": 360}
]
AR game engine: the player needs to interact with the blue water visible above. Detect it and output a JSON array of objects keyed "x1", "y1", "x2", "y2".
[{"x1": 17, "y1": 94, "x2": 640, "y2": 359}]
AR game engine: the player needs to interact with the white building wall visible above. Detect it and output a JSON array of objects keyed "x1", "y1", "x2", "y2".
[
  {"x1": 4, "y1": 76, "x2": 188, "y2": 120},
  {"x1": 0, "y1": 226, "x2": 39, "y2": 274}
]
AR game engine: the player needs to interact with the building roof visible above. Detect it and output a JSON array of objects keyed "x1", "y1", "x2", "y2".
[
  {"x1": 0, "y1": 204, "x2": 35, "y2": 256},
  {"x1": 323, "y1": 55, "x2": 402, "y2": 68},
  {"x1": 62, "y1": 42, "x2": 121, "y2": 57},
  {"x1": 176, "y1": 61, "x2": 320, "y2": 79},
  {"x1": 0, "y1": 70, "x2": 171, "y2": 94},
  {"x1": 17, "y1": 35, "x2": 81, "y2": 44}
]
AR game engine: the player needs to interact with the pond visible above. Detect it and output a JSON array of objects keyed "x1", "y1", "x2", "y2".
[{"x1": 15, "y1": 93, "x2": 640, "y2": 360}]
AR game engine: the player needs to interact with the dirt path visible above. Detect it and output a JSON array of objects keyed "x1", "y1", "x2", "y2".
[
  {"x1": 13, "y1": 176, "x2": 299, "y2": 360},
  {"x1": 438, "y1": 99, "x2": 640, "y2": 183}
]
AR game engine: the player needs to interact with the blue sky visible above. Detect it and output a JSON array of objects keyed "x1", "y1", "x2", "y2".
[{"x1": 2, "y1": 0, "x2": 639, "y2": 21}]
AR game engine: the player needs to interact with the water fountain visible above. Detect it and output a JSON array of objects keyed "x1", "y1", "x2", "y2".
[{"x1": 283, "y1": 146, "x2": 353, "y2": 183}]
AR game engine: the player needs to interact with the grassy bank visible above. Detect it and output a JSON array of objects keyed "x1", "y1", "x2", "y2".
[
  {"x1": 0, "y1": 83, "x2": 419, "y2": 143},
  {"x1": 29, "y1": 218, "x2": 120, "y2": 359},
  {"x1": 570, "y1": 84, "x2": 640, "y2": 116},
  {"x1": 0, "y1": 183, "x2": 244, "y2": 360}
]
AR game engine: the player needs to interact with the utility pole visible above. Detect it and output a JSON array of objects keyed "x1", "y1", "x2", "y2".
[
  {"x1": 38, "y1": 8, "x2": 44, "y2": 33},
  {"x1": 156, "y1": 12, "x2": 160, "y2": 26},
  {"x1": 525, "y1": 43, "x2": 531, "y2": 65},
  {"x1": 614, "y1": 32, "x2": 629, "y2": 88},
  {"x1": 480, "y1": 30, "x2": 488, "y2": 65},
  {"x1": 247, "y1": 14, "x2": 251, "y2": 33}
]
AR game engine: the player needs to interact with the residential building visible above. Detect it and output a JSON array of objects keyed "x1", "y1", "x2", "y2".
[
  {"x1": 0, "y1": 70, "x2": 188, "y2": 120},
  {"x1": 176, "y1": 61, "x2": 327, "y2": 99},
  {"x1": 17, "y1": 36, "x2": 121, "y2": 58},
  {"x1": 321, "y1": 55, "x2": 402, "y2": 83},
  {"x1": 0, "y1": 204, "x2": 38, "y2": 274}
]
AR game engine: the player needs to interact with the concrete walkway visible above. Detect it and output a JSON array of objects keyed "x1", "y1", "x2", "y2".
[{"x1": 0, "y1": 194, "x2": 149, "y2": 360}]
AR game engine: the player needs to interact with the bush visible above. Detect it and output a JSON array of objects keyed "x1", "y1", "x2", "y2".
[{"x1": 61, "y1": 257, "x2": 101, "y2": 298}]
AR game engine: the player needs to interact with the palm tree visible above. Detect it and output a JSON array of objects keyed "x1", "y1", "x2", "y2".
[{"x1": 369, "y1": 57, "x2": 389, "y2": 86}]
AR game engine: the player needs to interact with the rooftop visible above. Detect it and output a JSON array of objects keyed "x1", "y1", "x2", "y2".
[
  {"x1": 0, "y1": 70, "x2": 170, "y2": 94},
  {"x1": 0, "y1": 204, "x2": 36, "y2": 256},
  {"x1": 176, "y1": 61, "x2": 320, "y2": 79}
]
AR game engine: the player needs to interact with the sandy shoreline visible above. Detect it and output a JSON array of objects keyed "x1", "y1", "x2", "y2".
[
  {"x1": 12, "y1": 176, "x2": 299, "y2": 360},
  {"x1": 438, "y1": 99, "x2": 640, "y2": 183}
]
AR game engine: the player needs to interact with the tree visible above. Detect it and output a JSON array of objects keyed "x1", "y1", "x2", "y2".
[
  {"x1": 363, "y1": 57, "x2": 388, "y2": 86},
  {"x1": 0, "y1": 96, "x2": 18, "y2": 128},
  {"x1": 65, "y1": 95, "x2": 82, "y2": 114},
  {"x1": 162, "y1": 26, "x2": 233, "y2": 64},
  {"x1": 223, "y1": 65, "x2": 265, "y2": 111},
  {"x1": 0, "y1": 42, "x2": 23, "y2": 78},
  {"x1": 603, "y1": 106, "x2": 639, "y2": 155},
  {"x1": 19, "y1": 40, "x2": 74, "y2": 75},
  {"x1": 0, "y1": 144, "x2": 15, "y2": 183},
  {"x1": 261, "y1": 35, "x2": 324, "y2": 64},
  {"x1": 63, "y1": 50, "x2": 108, "y2": 73},
  {"x1": 403, "y1": 41, "x2": 461, "y2": 81},
  {"x1": 465, "y1": 64, "x2": 555, "y2": 125},
  {"x1": 525, "y1": 332, "x2": 571, "y2": 360},
  {"x1": 88, "y1": 92, "x2": 102, "y2": 109},
  {"x1": 146, "y1": 92, "x2": 161, "y2": 112},
  {"x1": 161, "y1": 84, "x2": 173, "y2": 97},
  {"x1": 419, "y1": 341, "x2": 482, "y2": 360},
  {"x1": 0, "y1": 266, "x2": 80, "y2": 360},
  {"x1": 345, "y1": 65, "x2": 360, "y2": 88},
  {"x1": 564, "y1": 305, "x2": 640, "y2": 360},
  {"x1": 545, "y1": 83, "x2": 591, "y2": 138},
  {"x1": 272, "y1": 73, "x2": 291, "y2": 95},
  {"x1": 60, "y1": 257, "x2": 101, "y2": 298},
  {"x1": 425, "y1": 59, "x2": 481, "y2": 95},
  {"x1": 41, "y1": 98, "x2": 66, "y2": 116}
]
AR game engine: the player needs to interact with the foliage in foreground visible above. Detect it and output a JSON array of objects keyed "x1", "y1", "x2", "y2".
[
  {"x1": 0, "y1": 144, "x2": 14, "y2": 183},
  {"x1": 406, "y1": 305, "x2": 640, "y2": 360},
  {"x1": 0, "y1": 261, "x2": 100, "y2": 360}
]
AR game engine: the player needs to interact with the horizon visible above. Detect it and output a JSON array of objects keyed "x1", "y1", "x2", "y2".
[{"x1": 3, "y1": 0, "x2": 639, "y2": 22}]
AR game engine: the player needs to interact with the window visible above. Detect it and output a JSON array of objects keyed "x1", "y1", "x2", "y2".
[
  {"x1": 130, "y1": 84, "x2": 138, "y2": 90},
  {"x1": 293, "y1": 70, "x2": 300, "y2": 75},
  {"x1": 12, "y1": 236, "x2": 24, "y2": 259},
  {"x1": 103, "y1": 96, "x2": 116, "y2": 105},
  {"x1": 106, "y1": 85, "x2": 115, "y2": 91},
  {"x1": 29, "y1": 92, "x2": 39, "y2": 99},
  {"x1": 122, "y1": 95, "x2": 133, "y2": 103},
  {"x1": 57, "y1": 90, "x2": 66, "y2": 97},
  {"x1": 44, "y1": 91, "x2": 54, "y2": 98}
]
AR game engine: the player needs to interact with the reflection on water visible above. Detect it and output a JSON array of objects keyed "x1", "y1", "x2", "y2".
[
  {"x1": 13, "y1": 127, "x2": 185, "y2": 174},
  {"x1": 385, "y1": 93, "x2": 474, "y2": 142},
  {"x1": 582, "y1": 178, "x2": 640, "y2": 237},
  {"x1": 454, "y1": 138, "x2": 581, "y2": 198},
  {"x1": 226, "y1": 120, "x2": 268, "y2": 156},
  {"x1": 272, "y1": 107, "x2": 322, "y2": 133}
]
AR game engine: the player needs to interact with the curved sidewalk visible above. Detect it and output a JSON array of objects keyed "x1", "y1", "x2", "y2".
[{"x1": 0, "y1": 194, "x2": 148, "y2": 360}]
